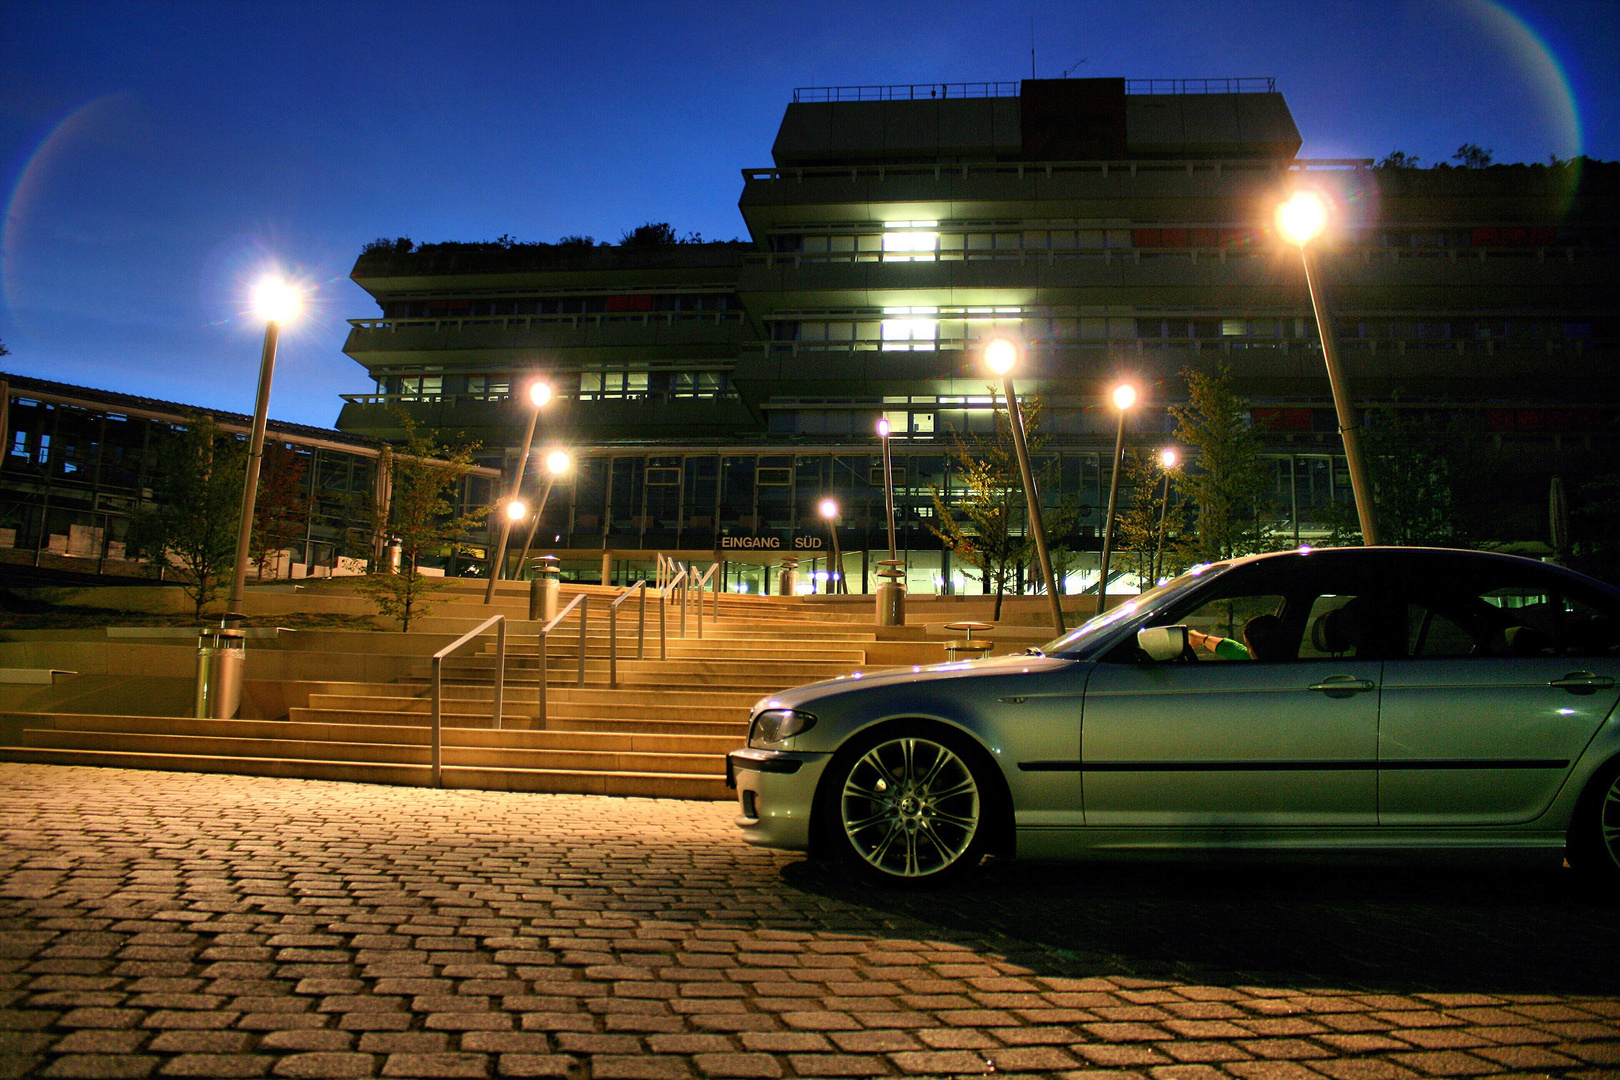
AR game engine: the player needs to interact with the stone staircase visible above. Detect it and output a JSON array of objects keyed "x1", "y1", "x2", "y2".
[{"x1": 0, "y1": 582, "x2": 924, "y2": 799}]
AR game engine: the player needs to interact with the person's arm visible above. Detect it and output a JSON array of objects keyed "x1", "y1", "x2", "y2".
[{"x1": 1187, "y1": 629, "x2": 1250, "y2": 660}]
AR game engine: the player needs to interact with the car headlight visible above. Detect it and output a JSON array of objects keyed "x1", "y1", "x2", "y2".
[{"x1": 748, "y1": 708, "x2": 817, "y2": 747}]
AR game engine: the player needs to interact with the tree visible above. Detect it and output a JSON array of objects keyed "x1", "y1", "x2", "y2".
[
  {"x1": 354, "y1": 418, "x2": 484, "y2": 631},
  {"x1": 929, "y1": 390, "x2": 1074, "y2": 620},
  {"x1": 1169, "y1": 363, "x2": 1271, "y2": 564},
  {"x1": 621, "y1": 222, "x2": 679, "y2": 247},
  {"x1": 1377, "y1": 150, "x2": 1422, "y2": 169},
  {"x1": 125, "y1": 416, "x2": 247, "y2": 618},
  {"x1": 1453, "y1": 143, "x2": 1494, "y2": 169},
  {"x1": 1111, "y1": 450, "x2": 1192, "y2": 589},
  {"x1": 250, "y1": 441, "x2": 312, "y2": 580}
]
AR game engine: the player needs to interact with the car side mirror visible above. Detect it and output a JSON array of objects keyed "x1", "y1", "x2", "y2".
[{"x1": 1137, "y1": 625, "x2": 1189, "y2": 662}]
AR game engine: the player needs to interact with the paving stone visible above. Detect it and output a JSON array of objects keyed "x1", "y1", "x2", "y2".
[{"x1": 2, "y1": 765, "x2": 1616, "y2": 1080}]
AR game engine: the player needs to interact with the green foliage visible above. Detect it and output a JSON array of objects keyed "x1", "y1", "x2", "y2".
[
  {"x1": 1111, "y1": 450, "x2": 1192, "y2": 589},
  {"x1": 125, "y1": 416, "x2": 247, "y2": 619},
  {"x1": 1453, "y1": 143, "x2": 1494, "y2": 169},
  {"x1": 353, "y1": 418, "x2": 484, "y2": 631},
  {"x1": 1169, "y1": 363, "x2": 1271, "y2": 564},
  {"x1": 929, "y1": 391, "x2": 1075, "y2": 620},
  {"x1": 361, "y1": 236, "x2": 414, "y2": 254}
]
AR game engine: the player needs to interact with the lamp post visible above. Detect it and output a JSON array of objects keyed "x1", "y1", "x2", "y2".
[
  {"x1": 819, "y1": 498, "x2": 844, "y2": 595},
  {"x1": 986, "y1": 338, "x2": 1064, "y2": 634},
  {"x1": 225, "y1": 276, "x2": 301, "y2": 625},
  {"x1": 513, "y1": 449, "x2": 572, "y2": 573},
  {"x1": 484, "y1": 379, "x2": 553, "y2": 602},
  {"x1": 1095, "y1": 382, "x2": 1137, "y2": 617},
  {"x1": 874, "y1": 417, "x2": 906, "y2": 624},
  {"x1": 1154, "y1": 447, "x2": 1177, "y2": 585},
  {"x1": 1277, "y1": 190, "x2": 1379, "y2": 545}
]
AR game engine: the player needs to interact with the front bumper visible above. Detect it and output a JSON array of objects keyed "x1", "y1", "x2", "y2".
[{"x1": 726, "y1": 748, "x2": 831, "y2": 851}]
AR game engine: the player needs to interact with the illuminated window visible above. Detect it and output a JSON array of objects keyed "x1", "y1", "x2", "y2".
[
  {"x1": 882, "y1": 221, "x2": 939, "y2": 262},
  {"x1": 881, "y1": 307, "x2": 938, "y2": 351}
]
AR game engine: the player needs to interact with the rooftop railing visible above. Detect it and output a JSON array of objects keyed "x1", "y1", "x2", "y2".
[
  {"x1": 742, "y1": 158, "x2": 1372, "y2": 184},
  {"x1": 791, "y1": 78, "x2": 1276, "y2": 102}
]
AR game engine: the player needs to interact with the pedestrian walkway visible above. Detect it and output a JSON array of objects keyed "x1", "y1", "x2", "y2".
[{"x1": 1, "y1": 763, "x2": 1617, "y2": 1079}]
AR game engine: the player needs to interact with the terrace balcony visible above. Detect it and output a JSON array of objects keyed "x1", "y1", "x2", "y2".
[{"x1": 342, "y1": 309, "x2": 754, "y2": 367}]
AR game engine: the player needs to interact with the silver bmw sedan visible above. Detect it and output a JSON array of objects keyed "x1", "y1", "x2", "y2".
[{"x1": 727, "y1": 547, "x2": 1620, "y2": 886}]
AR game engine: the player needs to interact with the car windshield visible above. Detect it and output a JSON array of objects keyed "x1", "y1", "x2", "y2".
[{"x1": 1041, "y1": 563, "x2": 1228, "y2": 659}]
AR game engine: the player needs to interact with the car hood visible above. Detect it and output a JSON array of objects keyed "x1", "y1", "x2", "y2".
[{"x1": 751, "y1": 651, "x2": 1075, "y2": 716}]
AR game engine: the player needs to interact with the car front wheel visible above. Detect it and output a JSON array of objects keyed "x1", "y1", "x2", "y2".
[
  {"x1": 1568, "y1": 758, "x2": 1620, "y2": 889},
  {"x1": 822, "y1": 724, "x2": 988, "y2": 884}
]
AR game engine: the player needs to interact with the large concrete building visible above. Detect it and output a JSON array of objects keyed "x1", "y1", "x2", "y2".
[{"x1": 336, "y1": 78, "x2": 1618, "y2": 593}]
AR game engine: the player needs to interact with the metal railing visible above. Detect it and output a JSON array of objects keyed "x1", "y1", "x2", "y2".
[
  {"x1": 660, "y1": 564, "x2": 688, "y2": 659},
  {"x1": 692, "y1": 562, "x2": 720, "y2": 639},
  {"x1": 609, "y1": 580, "x2": 648, "y2": 688},
  {"x1": 794, "y1": 82, "x2": 1019, "y2": 102},
  {"x1": 741, "y1": 158, "x2": 1371, "y2": 185},
  {"x1": 535, "y1": 593, "x2": 587, "y2": 726},
  {"x1": 790, "y1": 79, "x2": 1275, "y2": 102},
  {"x1": 430, "y1": 614, "x2": 506, "y2": 788}
]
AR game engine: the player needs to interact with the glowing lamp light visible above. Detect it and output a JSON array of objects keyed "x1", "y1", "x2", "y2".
[
  {"x1": 252, "y1": 276, "x2": 300, "y2": 324},
  {"x1": 876, "y1": 417, "x2": 890, "y2": 438},
  {"x1": 985, "y1": 337, "x2": 1018, "y2": 375},
  {"x1": 505, "y1": 499, "x2": 528, "y2": 522},
  {"x1": 819, "y1": 498, "x2": 839, "y2": 520},
  {"x1": 1112, "y1": 383, "x2": 1138, "y2": 411},
  {"x1": 1276, "y1": 190, "x2": 1329, "y2": 246},
  {"x1": 528, "y1": 380, "x2": 553, "y2": 408},
  {"x1": 545, "y1": 450, "x2": 571, "y2": 475},
  {"x1": 1160, "y1": 447, "x2": 1178, "y2": 469}
]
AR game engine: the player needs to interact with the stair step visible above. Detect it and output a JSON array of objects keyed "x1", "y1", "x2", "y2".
[{"x1": 0, "y1": 747, "x2": 727, "y2": 799}]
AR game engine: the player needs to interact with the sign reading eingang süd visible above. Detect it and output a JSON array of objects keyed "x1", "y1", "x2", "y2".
[{"x1": 719, "y1": 535, "x2": 825, "y2": 550}]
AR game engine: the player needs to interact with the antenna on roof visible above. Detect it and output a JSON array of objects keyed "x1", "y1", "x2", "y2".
[
  {"x1": 1030, "y1": 15, "x2": 1036, "y2": 78},
  {"x1": 1062, "y1": 58, "x2": 1088, "y2": 78}
]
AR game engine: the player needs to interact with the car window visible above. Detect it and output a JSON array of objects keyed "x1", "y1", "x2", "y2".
[
  {"x1": 1401, "y1": 565, "x2": 1620, "y2": 659},
  {"x1": 1179, "y1": 594, "x2": 1287, "y2": 662}
]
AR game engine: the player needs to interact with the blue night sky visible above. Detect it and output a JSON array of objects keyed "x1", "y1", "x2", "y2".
[{"x1": 2, "y1": 0, "x2": 1616, "y2": 429}]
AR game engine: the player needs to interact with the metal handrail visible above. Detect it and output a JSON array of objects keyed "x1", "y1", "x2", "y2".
[
  {"x1": 659, "y1": 566, "x2": 688, "y2": 661},
  {"x1": 693, "y1": 562, "x2": 720, "y2": 639},
  {"x1": 535, "y1": 593, "x2": 587, "y2": 725},
  {"x1": 609, "y1": 580, "x2": 648, "y2": 688},
  {"x1": 430, "y1": 614, "x2": 506, "y2": 788}
]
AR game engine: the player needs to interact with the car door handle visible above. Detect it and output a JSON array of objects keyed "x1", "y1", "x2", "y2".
[
  {"x1": 1307, "y1": 676, "x2": 1376, "y2": 697},
  {"x1": 1549, "y1": 672, "x2": 1616, "y2": 695}
]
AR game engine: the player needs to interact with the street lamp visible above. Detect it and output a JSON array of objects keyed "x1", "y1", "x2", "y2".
[
  {"x1": 484, "y1": 378, "x2": 554, "y2": 602},
  {"x1": 1276, "y1": 190, "x2": 1379, "y2": 545},
  {"x1": 986, "y1": 337, "x2": 1064, "y2": 634},
  {"x1": 225, "y1": 275, "x2": 302, "y2": 625},
  {"x1": 513, "y1": 449, "x2": 573, "y2": 573},
  {"x1": 819, "y1": 498, "x2": 844, "y2": 595},
  {"x1": 874, "y1": 417, "x2": 905, "y2": 624},
  {"x1": 1154, "y1": 447, "x2": 1178, "y2": 585},
  {"x1": 1095, "y1": 381, "x2": 1138, "y2": 617}
]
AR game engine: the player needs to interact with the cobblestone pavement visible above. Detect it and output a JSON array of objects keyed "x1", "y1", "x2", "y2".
[{"x1": 1, "y1": 763, "x2": 1617, "y2": 1080}]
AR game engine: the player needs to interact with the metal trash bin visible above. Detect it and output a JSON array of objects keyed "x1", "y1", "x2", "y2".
[
  {"x1": 874, "y1": 559, "x2": 906, "y2": 626},
  {"x1": 777, "y1": 557, "x2": 799, "y2": 597},
  {"x1": 529, "y1": 554, "x2": 560, "y2": 622},
  {"x1": 195, "y1": 627, "x2": 246, "y2": 719},
  {"x1": 385, "y1": 537, "x2": 402, "y2": 574}
]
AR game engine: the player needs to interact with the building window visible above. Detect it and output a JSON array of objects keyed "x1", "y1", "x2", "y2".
[
  {"x1": 882, "y1": 221, "x2": 939, "y2": 262},
  {"x1": 881, "y1": 308, "x2": 939, "y2": 351}
]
